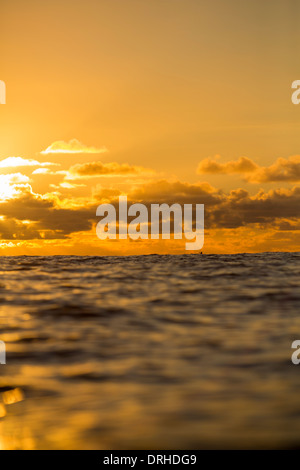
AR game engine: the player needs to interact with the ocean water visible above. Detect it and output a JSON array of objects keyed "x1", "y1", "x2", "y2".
[{"x1": 0, "y1": 252, "x2": 299, "y2": 449}]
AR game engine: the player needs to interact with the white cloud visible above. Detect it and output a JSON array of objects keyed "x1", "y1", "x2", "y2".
[
  {"x1": 0, "y1": 157, "x2": 59, "y2": 168},
  {"x1": 0, "y1": 173, "x2": 31, "y2": 200},
  {"x1": 40, "y1": 139, "x2": 107, "y2": 155}
]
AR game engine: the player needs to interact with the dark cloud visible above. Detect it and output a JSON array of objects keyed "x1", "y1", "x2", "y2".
[
  {"x1": 0, "y1": 180, "x2": 299, "y2": 240},
  {"x1": 209, "y1": 186, "x2": 300, "y2": 228},
  {"x1": 0, "y1": 189, "x2": 96, "y2": 239},
  {"x1": 69, "y1": 161, "x2": 153, "y2": 178},
  {"x1": 197, "y1": 155, "x2": 300, "y2": 183},
  {"x1": 197, "y1": 156, "x2": 258, "y2": 175}
]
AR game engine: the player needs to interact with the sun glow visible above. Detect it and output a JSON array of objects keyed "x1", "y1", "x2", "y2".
[{"x1": 0, "y1": 174, "x2": 30, "y2": 200}]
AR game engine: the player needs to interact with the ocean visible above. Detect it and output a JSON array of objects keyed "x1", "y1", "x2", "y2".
[{"x1": 0, "y1": 252, "x2": 299, "y2": 449}]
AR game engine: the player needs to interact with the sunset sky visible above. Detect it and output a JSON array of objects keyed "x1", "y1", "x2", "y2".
[{"x1": 0, "y1": 0, "x2": 300, "y2": 254}]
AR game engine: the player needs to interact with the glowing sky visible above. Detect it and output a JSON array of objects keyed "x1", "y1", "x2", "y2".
[{"x1": 0, "y1": 0, "x2": 300, "y2": 254}]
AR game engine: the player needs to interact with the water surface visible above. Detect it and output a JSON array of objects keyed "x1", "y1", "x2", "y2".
[{"x1": 0, "y1": 253, "x2": 299, "y2": 449}]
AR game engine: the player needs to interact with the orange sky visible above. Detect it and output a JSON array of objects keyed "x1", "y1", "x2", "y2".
[{"x1": 0, "y1": 0, "x2": 300, "y2": 255}]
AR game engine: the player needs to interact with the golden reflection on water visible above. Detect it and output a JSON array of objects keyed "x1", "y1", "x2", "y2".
[
  {"x1": 0, "y1": 388, "x2": 27, "y2": 449},
  {"x1": 0, "y1": 424, "x2": 35, "y2": 450},
  {"x1": 2, "y1": 388, "x2": 24, "y2": 405}
]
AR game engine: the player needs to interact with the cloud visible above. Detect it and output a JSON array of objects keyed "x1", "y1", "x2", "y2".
[
  {"x1": 275, "y1": 220, "x2": 300, "y2": 231},
  {"x1": 95, "y1": 179, "x2": 300, "y2": 231},
  {"x1": 197, "y1": 156, "x2": 258, "y2": 175},
  {"x1": 41, "y1": 139, "x2": 107, "y2": 155},
  {"x1": 246, "y1": 155, "x2": 300, "y2": 183},
  {"x1": 0, "y1": 157, "x2": 59, "y2": 168},
  {"x1": 68, "y1": 161, "x2": 154, "y2": 178},
  {"x1": 197, "y1": 155, "x2": 300, "y2": 183},
  {"x1": 0, "y1": 187, "x2": 96, "y2": 240},
  {"x1": 209, "y1": 186, "x2": 300, "y2": 228},
  {"x1": 92, "y1": 186, "x2": 122, "y2": 203},
  {"x1": 0, "y1": 175, "x2": 299, "y2": 245},
  {"x1": 0, "y1": 173, "x2": 31, "y2": 200},
  {"x1": 127, "y1": 180, "x2": 223, "y2": 206},
  {"x1": 32, "y1": 168, "x2": 66, "y2": 175},
  {"x1": 0, "y1": 218, "x2": 42, "y2": 240},
  {"x1": 59, "y1": 182, "x2": 86, "y2": 189}
]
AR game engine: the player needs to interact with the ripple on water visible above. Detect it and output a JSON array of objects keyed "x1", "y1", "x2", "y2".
[{"x1": 0, "y1": 252, "x2": 299, "y2": 449}]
